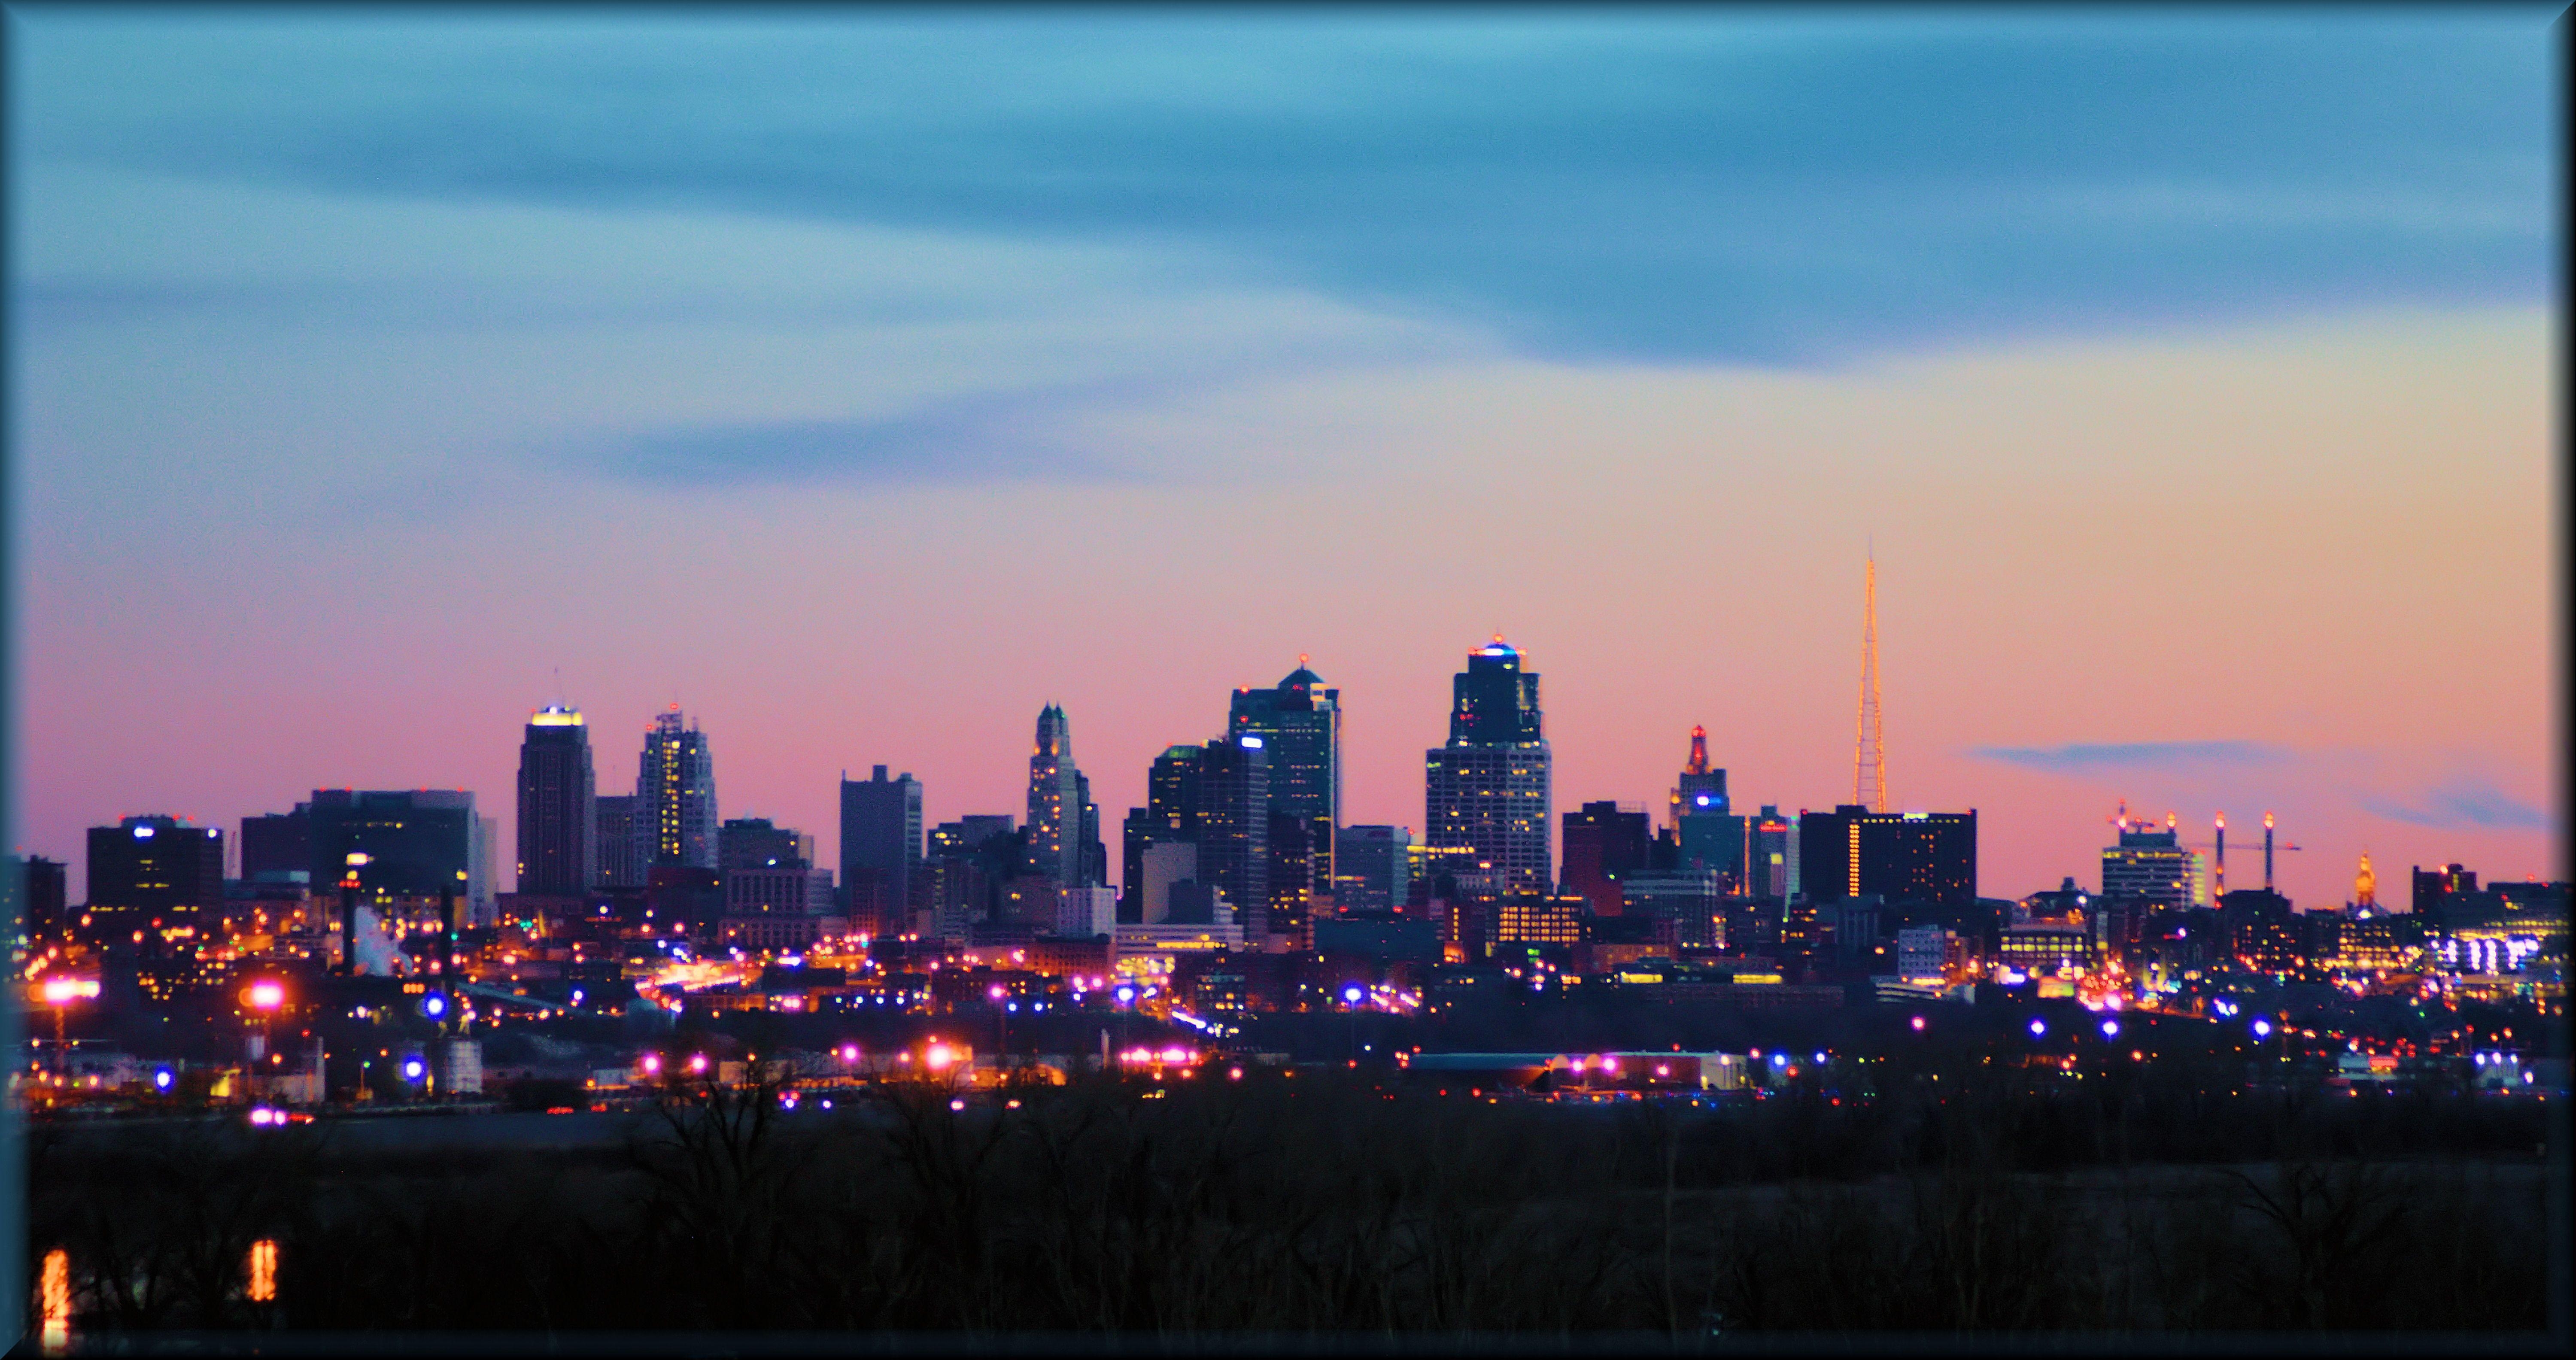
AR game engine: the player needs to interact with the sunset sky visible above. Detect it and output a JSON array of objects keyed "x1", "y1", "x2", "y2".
[{"x1": 10, "y1": 9, "x2": 2560, "y2": 907}]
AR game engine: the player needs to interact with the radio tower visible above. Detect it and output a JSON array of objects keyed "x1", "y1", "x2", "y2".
[{"x1": 1854, "y1": 554, "x2": 1886, "y2": 812}]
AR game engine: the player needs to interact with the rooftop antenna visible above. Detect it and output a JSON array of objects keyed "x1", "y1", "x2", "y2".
[{"x1": 1854, "y1": 551, "x2": 1886, "y2": 813}]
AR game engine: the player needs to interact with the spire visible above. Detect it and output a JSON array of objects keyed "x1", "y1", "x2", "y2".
[
  {"x1": 1686, "y1": 725, "x2": 1709, "y2": 776},
  {"x1": 1855, "y1": 555, "x2": 1886, "y2": 813},
  {"x1": 2355, "y1": 851, "x2": 2376, "y2": 908}
]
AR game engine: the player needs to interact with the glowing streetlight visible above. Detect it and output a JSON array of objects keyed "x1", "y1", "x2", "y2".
[
  {"x1": 2029, "y1": 1017, "x2": 2047, "y2": 1038},
  {"x1": 39, "y1": 976, "x2": 99, "y2": 1075}
]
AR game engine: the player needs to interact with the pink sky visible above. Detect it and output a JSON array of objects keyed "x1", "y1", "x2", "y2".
[{"x1": 20, "y1": 288, "x2": 2557, "y2": 908}]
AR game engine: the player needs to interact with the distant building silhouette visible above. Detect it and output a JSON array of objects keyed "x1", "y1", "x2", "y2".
[
  {"x1": 1561, "y1": 801, "x2": 1650, "y2": 917},
  {"x1": 19, "y1": 855, "x2": 68, "y2": 944},
  {"x1": 1746, "y1": 806, "x2": 1793, "y2": 900},
  {"x1": 516, "y1": 705, "x2": 596, "y2": 897},
  {"x1": 1425, "y1": 638, "x2": 1552, "y2": 899},
  {"x1": 840, "y1": 765, "x2": 922, "y2": 938},
  {"x1": 592, "y1": 794, "x2": 647, "y2": 888},
  {"x1": 86, "y1": 815, "x2": 223, "y2": 915}
]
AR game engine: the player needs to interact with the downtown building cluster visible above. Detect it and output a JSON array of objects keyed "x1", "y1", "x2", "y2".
[{"x1": 14, "y1": 628, "x2": 2568, "y2": 1108}]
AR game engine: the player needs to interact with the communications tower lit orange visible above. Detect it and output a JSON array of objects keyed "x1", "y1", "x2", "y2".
[{"x1": 1854, "y1": 555, "x2": 1886, "y2": 812}]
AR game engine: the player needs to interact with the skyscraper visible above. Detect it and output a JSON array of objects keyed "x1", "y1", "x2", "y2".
[
  {"x1": 841, "y1": 765, "x2": 923, "y2": 936},
  {"x1": 638, "y1": 707, "x2": 718, "y2": 869},
  {"x1": 516, "y1": 705, "x2": 596, "y2": 896},
  {"x1": 1023, "y1": 705, "x2": 1091, "y2": 889},
  {"x1": 1229, "y1": 660, "x2": 1343, "y2": 891},
  {"x1": 1196, "y1": 735, "x2": 1270, "y2": 931},
  {"x1": 1670, "y1": 726, "x2": 1747, "y2": 892},
  {"x1": 1425, "y1": 637, "x2": 1551, "y2": 898}
]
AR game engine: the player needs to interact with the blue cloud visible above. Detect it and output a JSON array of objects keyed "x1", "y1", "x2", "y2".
[
  {"x1": 595, "y1": 410, "x2": 1136, "y2": 489},
  {"x1": 15, "y1": 11, "x2": 2552, "y2": 364},
  {"x1": 2358, "y1": 780, "x2": 2552, "y2": 832},
  {"x1": 1971, "y1": 741, "x2": 2294, "y2": 773}
]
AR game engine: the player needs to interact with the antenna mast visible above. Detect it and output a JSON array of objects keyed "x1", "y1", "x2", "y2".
[{"x1": 1855, "y1": 554, "x2": 1886, "y2": 812}]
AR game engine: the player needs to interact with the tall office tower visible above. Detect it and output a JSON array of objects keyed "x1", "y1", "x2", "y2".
[
  {"x1": 1023, "y1": 705, "x2": 1088, "y2": 889},
  {"x1": 1196, "y1": 735, "x2": 1271, "y2": 932},
  {"x1": 1746, "y1": 807, "x2": 1793, "y2": 899},
  {"x1": 840, "y1": 765, "x2": 923, "y2": 936},
  {"x1": 592, "y1": 795, "x2": 647, "y2": 888},
  {"x1": 240, "y1": 810, "x2": 313, "y2": 886},
  {"x1": 1332, "y1": 825, "x2": 1411, "y2": 913},
  {"x1": 718, "y1": 817, "x2": 813, "y2": 872},
  {"x1": 1560, "y1": 801, "x2": 1652, "y2": 917},
  {"x1": 516, "y1": 705, "x2": 596, "y2": 896},
  {"x1": 2099, "y1": 809, "x2": 2195, "y2": 913},
  {"x1": 1795, "y1": 805, "x2": 1977, "y2": 906},
  {"x1": 1669, "y1": 726, "x2": 1747, "y2": 892},
  {"x1": 638, "y1": 707, "x2": 718, "y2": 869},
  {"x1": 1424, "y1": 637, "x2": 1552, "y2": 898},
  {"x1": 86, "y1": 816, "x2": 224, "y2": 914},
  {"x1": 1854, "y1": 555, "x2": 1887, "y2": 813},
  {"x1": 1229, "y1": 659, "x2": 1343, "y2": 892},
  {"x1": 19, "y1": 856, "x2": 68, "y2": 944}
]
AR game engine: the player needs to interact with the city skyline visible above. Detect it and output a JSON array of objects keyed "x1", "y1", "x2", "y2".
[{"x1": 12, "y1": 11, "x2": 2558, "y2": 909}]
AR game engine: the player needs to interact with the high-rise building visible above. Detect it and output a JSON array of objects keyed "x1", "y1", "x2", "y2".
[
  {"x1": 2099, "y1": 810, "x2": 2196, "y2": 913},
  {"x1": 638, "y1": 707, "x2": 718, "y2": 869},
  {"x1": 86, "y1": 816, "x2": 224, "y2": 914},
  {"x1": 2413, "y1": 863, "x2": 2478, "y2": 914},
  {"x1": 516, "y1": 705, "x2": 596, "y2": 897},
  {"x1": 717, "y1": 818, "x2": 833, "y2": 924},
  {"x1": 1023, "y1": 705, "x2": 1091, "y2": 889},
  {"x1": 1425, "y1": 637, "x2": 1552, "y2": 899},
  {"x1": 1122, "y1": 740, "x2": 1267, "y2": 926},
  {"x1": 1560, "y1": 801, "x2": 1651, "y2": 917},
  {"x1": 1197, "y1": 735, "x2": 1270, "y2": 934},
  {"x1": 841, "y1": 766, "x2": 923, "y2": 937},
  {"x1": 1795, "y1": 805, "x2": 1976, "y2": 906},
  {"x1": 592, "y1": 795, "x2": 647, "y2": 888},
  {"x1": 1333, "y1": 825, "x2": 1411, "y2": 913},
  {"x1": 1230, "y1": 660, "x2": 1343, "y2": 893}
]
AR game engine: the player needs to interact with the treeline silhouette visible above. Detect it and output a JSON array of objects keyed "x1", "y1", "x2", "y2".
[{"x1": 26, "y1": 1062, "x2": 2552, "y2": 1337}]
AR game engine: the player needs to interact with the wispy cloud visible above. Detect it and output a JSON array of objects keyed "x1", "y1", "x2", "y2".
[
  {"x1": 1970, "y1": 740, "x2": 2294, "y2": 773},
  {"x1": 2358, "y1": 778, "x2": 2551, "y2": 832}
]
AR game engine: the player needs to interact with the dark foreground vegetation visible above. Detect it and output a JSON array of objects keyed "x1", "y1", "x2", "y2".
[{"x1": 27, "y1": 1064, "x2": 2558, "y2": 1338}]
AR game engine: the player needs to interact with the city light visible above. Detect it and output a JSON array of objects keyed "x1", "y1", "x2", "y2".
[
  {"x1": 2029, "y1": 1019, "x2": 2047, "y2": 1038},
  {"x1": 2101, "y1": 1019, "x2": 2120, "y2": 1039}
]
